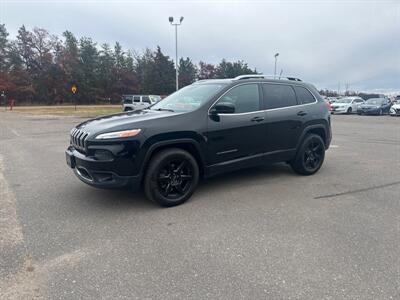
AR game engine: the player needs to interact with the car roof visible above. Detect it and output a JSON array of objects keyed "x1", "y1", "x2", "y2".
[{"x1": 194, "y1": 76, "x2": 311, "y2": 87}]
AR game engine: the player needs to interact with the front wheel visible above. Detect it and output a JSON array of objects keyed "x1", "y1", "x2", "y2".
[
  {"x1": 347, "y1": 107, "x2": 352, "y2": 114},
  {"x1": 291, "y1": 134, "x2": 325, "y2": 175},
  {"x1": 144, "y1": 148, "x2": 199, "y2": 207}
]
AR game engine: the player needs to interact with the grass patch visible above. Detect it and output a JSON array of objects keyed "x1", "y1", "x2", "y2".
[{"x1": 4, "y1": 105, "x2": 123, "y2": 118}]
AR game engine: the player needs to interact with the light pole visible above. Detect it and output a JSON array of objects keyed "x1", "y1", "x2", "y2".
[
  {"x1": 274, "y1": 53, "x2": 279, "y2": 79},
  {"x1": 169, "y1": 16, "x2": 184, "y2": 91}
]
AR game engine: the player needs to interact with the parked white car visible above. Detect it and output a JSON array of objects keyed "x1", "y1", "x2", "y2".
[
  {"x1": 122, "y1": 95, "x2": 162, "y2": 111},
  {"x1": 389, "y1": 101, "x2": 400, "y2": 116},
  {"x1": 331, "y1": 97, "x2": 364, "y2": 114}
]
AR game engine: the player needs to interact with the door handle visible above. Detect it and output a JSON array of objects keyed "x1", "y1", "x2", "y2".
[
  {"x1": 251, "y1": 116, "x2": 264, "y2": 122},
  {"x1": 297, "y1": 111, "x2": 307, "y2": 116}
]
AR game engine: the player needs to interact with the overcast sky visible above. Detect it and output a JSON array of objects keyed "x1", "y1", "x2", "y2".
[{"x1": 1, "y1": 0, "x2": 399, "y2": 92}]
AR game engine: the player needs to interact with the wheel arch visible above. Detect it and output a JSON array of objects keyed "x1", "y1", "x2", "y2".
[
  {"x1": 298, "y1": 124, "x2": 330, "y2": 150},
  {"x1": 140, "y1": 139, "x2": 206, "y2": 180}
]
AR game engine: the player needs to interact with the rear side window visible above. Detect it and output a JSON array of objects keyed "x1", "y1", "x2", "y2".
[
  {"x1": 142, "y1": 96, "x2": 151, "y2": 104},
  {"x1": 263, "y1": 84, "x2": 297, "y2": 109},
  {"x1": 294, "y1": 86, "x2": 315, "y2": 104},
  {"x1": 133, "y1": 96, "x2": 140, "y2": 102}
]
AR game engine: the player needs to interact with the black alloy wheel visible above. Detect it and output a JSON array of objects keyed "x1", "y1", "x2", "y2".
[
  {"x1": 303, "y1": 138, "x2": 324, "y2": 172},
  {"x1": 144, "y1": 148, "x2": 199, "y2": 207},
  {"x1": 291, "y1": 134, "x2": 325, "y2": 175},
  {"x1": 157, "y1": 159, "x2": 193, "y2": 199}
]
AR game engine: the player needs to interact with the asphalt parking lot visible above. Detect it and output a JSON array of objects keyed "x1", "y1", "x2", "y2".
[{"x1": 0, "y1": 112, "x2": 399, "y2": 299}]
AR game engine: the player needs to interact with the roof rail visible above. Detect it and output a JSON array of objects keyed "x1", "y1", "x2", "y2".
[{"x1": 234, "y1": 74, "x2": 302, "y2": 82}]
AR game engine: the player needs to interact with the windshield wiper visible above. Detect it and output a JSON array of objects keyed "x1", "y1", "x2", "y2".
[{"x1": 153, "y1": 108, "x2": 175, "y2": 112}]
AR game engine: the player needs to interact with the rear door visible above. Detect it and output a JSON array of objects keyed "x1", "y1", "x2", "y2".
[
  {"x1": 132, "y1": 96, "x2": 141, "y2": 109},
  {"x1": 206, "y1": 83, "x2": 266, "y2": 165},
  {"x1": 263, "y1": 83, "x2": 305, "y2": 153}
]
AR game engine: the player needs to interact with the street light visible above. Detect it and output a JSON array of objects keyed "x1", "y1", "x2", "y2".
[
  {"x1": 169, "y1": 16, "x2": 184, "y2": 91},
  {"x1": 274, "y1": 53, "x2": 279, "y2": 79}
]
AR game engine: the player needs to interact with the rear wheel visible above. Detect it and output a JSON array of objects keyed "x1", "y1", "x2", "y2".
[
  {"x1": 347, "y1": 107, "x2": 352, "y2": 114},
  {"x1": 291, "y1": 134, "x2": 325, "y2": 175},
  {"x1": 144, "y1": 148, "x2": 199, "y2": 207}
]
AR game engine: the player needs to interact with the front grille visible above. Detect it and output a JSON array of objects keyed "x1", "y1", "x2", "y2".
[{"x1": 70, "y1": 128, "x2": 89, "y2": 152}]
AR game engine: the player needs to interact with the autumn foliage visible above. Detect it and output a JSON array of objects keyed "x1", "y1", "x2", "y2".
[{"x1": 0, "y1": 24, "x2": 256, "y2": 105}]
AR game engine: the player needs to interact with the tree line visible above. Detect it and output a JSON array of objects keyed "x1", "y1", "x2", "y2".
[{"x1": 0, "y1": 24, "x2": 257, "y2": 105}]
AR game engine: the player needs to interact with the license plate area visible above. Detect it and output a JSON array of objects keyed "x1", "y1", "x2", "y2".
[{"x1": 66, "y1": 151, "x2": 76, "y2": 168}]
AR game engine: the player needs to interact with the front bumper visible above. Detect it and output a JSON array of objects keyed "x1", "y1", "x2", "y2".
[
  {"x1": 357, "y1": 108, "x2": 380, "y2": 115},
  {"x1": 389, "y1": 108, "x2": 400, "y2": 116},
  {"x1": 66, "y1": 147, "x2": 141, "y2": 190}
]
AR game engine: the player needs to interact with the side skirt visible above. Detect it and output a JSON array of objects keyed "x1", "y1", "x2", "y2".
[{"x1": 204, "y1": 149, "x2": 296, "y2": 178}]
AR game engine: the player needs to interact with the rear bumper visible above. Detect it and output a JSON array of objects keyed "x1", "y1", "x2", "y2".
[{"x1": 66, "y1": 147, "x2": 141, "y2": 190}]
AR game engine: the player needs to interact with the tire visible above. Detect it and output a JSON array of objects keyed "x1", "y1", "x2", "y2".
[
  {"x1": 144, "y1": 148, "x2": 199, "y2": 207},
  {"x1": 347, "y1": 107, "x2": 352, "y2": 114},
  {"x1": 357, "y1": 111, "x2": 362, "y2": 115},
  {"x1": 291, "y1": 134, "x2": 325, "y2": 176},
  {"x1": 378, "y1": 109, "x2": 383, "y2": 115}
]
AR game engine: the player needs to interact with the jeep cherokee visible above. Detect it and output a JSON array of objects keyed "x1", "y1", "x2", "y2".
[{"x1": 66, "y1": 75, "x2": 331, "y2": 206}]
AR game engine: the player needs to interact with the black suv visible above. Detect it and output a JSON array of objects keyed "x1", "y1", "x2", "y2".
[{"x1": 66, "y1": 75, "x2": 331, "y2": 206}]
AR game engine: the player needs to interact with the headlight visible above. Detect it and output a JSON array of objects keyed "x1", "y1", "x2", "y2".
[{"x1": 95, "y1": 129, "x2": 141, "y2": 140}]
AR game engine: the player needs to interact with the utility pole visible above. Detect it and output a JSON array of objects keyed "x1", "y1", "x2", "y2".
[
  {"x1": 274, "y1": 53, "x2": 279, "y2": 79},
  {"x1": 169, "y1": 16, "x2": 184, "y2": 91}
]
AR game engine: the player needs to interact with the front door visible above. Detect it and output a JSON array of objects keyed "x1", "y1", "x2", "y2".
[{"x1": 205, "y1": 83, "x2": 266, "y2": 165}]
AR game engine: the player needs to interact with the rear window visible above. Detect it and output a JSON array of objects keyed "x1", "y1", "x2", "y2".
[
  {"x1": 263, "y1": 84, "x2": 297, "y2": 109},
  {"x1": 294, "y1": 86, "x2": 315, "y2": 104}
]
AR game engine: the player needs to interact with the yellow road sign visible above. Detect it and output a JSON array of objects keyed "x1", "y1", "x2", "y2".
[{"x1": 71, "y1": 85, "x2": 77, "y2": 94}]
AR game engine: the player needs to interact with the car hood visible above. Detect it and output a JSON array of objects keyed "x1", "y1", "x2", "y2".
[
  {"x1": 360, "y1": 104, "x2": 380, "y2": 108},
  {"x1": 76, "y1": 109, "x2": 179, "y2": 136},
  {"x1": 391, "y1": 104, "x2": 400, "y2": 109}
]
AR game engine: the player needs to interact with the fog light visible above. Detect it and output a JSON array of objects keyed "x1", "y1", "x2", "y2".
[{"x1": 94, "y1": 150, "x2": 113, "y2": 161}]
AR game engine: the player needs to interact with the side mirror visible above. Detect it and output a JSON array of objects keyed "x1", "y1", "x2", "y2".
[{"x1": 211, "y1": 102, "x2": 235, "y2": 114}]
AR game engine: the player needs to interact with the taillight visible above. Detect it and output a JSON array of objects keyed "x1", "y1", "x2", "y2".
[{"x1": 326, "y1": 102, "x2": 332, "y2": 111}]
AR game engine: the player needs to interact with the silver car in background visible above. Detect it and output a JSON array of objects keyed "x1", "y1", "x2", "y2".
[
  {"x1": 331, "y1": 97, "x2": 364, "y2": 114},
  {"x1": 122, "y1": 95, "x2": 162, "y2": 111}
]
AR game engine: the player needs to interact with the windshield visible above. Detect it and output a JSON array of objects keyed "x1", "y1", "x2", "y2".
[
  {"x1": 150, "y1": 84, "x2": 227, "y2": 113},
  {"x1": 366, "y1": 98, "x2": 383, "y2": 105},
  {"x1": 336, "y1": 98, "x2": 353, "y2": 103}
]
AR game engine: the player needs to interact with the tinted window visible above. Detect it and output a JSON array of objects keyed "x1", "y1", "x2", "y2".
[
  {"x1": 133, "y1": 96, "x2": 140, "y2": 102},
  {"x1": 294, "y1": 86, "x2": 315, "y2": 104},
  {"x1": 263, "y1": 84, "x2": 297, "y2": 109},
  {"x1": 122, "y1": 96, "x2": 132, "y2": 104},
  {"x1": 142, "y1": 96, "x2": 151, "y2": 103},
  {"x1": 217, "y1": 84, "x2": 260, "y2": 113}
]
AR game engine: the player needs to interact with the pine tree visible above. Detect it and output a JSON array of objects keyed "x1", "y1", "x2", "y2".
[{"x1": 178, "y1": 57, "x2": 197, "y2": 87}]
